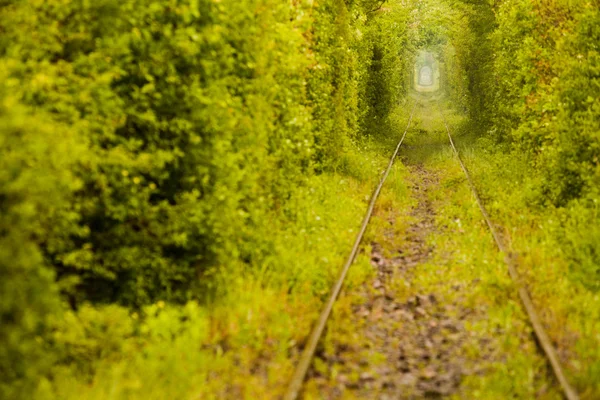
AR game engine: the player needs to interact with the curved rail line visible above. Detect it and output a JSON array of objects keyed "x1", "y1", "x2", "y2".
[
  {"x1": 438, "y1": 105, "x2": 579, "y2": 400},
  {"x1": 284, "y1": 101, "x2": 418, "y2": 400}
]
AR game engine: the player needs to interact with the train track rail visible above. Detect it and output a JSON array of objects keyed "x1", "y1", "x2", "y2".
[
  {"x1": 283, "y1": 100, "x2": 418, "y2": 400},
  {"x1": 284, "y1": 100, "x2": 579, "y2": 400},
  {"x1": 438, "y1": 105, "x2": 579, "y2": 400}
]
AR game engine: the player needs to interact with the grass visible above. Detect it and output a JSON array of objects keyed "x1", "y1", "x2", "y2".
[
  {"x1": 33, "y1": 96, "x2": 600, "y2": 399},
  {"x1": 424, "y1": 97, "x2": 600, "y2": 398},
  {"x1": 33, "y1": 121, "x2": 411, "y2": 399},
  {"x1": 397, "y1": 99, "x2": 563, "y2": 398},
  {"x1": 309, "y1": 97, "x2": 564, "y2": 398},
  {"x1": 301, "y1": 141, "x2": 415, "y2": 399},
  {"x1": 301, "y1": 98, "x2": 562, "y2": 398}
]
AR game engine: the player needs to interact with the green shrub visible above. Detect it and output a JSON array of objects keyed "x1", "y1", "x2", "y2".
[
  {"x1": 0, "y1": 65, "x2": 82, "y2": 399},
  {"x1": 0, "y1": 0, "x2": 416, "y2": 395},
  {"x1": 1, "y1": 0, "x2": 320, "y2": 306},
  {"x1": 467, "y1": 0, "x2": 600, "y2": 206}
]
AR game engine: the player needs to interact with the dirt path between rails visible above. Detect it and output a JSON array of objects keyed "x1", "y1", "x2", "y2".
[{"x1": 305, "y1": 164, "x2": 493, "y2": 399}]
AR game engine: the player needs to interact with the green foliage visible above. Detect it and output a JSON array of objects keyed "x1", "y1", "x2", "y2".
[
  {"x1": 0, "y1": 65, "x2": 82, "y2": 399},
  {"x1": 450, "y1": 0, "x2": 600, "y2": 289},
  {"x1": 1, "y1": 0, "x2": 320, "y2": 306},
  {"x1": 3, "y1": 0, "x2": 597, "y2": 395},
  {"x1": 440, "y1": 1, "x2": 600, "y2": 392},
  {"x1": 489, "y1": 1, "x2": 600, "y2": 290},
  {"x1": 465, "y1": 0, "x2": 600, "y2": 206},
  {"x1": 0, "y1": 0, "x2": 379, "y2": 308},
  {"x1": 362, "y1": 6, "x2": 413, "y2": 136},
  {"x1": 0, "y1": 0, "x2": 415, "y2": 396}
]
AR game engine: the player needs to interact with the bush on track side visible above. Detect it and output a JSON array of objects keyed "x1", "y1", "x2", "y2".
[{"x1": 0, "y1": 0, "x2": 415, "y2": 397}]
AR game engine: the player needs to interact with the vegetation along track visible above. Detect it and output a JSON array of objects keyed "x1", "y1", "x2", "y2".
[
  {"x1": 285, "y1": 100, "x2": 580, "y2": 400},
  {"x1": 284, "y1": 101, "x2": 419, "y2": 400}
]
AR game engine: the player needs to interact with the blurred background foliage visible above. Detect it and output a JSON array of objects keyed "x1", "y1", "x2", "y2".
[{"x1": 0, "y1": 0, "x2": 414, "y2": 397}]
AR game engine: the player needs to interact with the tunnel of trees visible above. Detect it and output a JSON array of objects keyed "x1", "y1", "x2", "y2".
[{"x1": 1, "y1": 0, "x2": 599, "y2": 398}]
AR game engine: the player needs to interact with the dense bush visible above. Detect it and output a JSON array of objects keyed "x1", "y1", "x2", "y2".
[
  {"x1": 362, "y1": 4, "x2": 412, "y2": 135},
  {"x1": 463, "y1": 0, "x2": 600, "y2": 206},
  {"x1": 0, "y1": 0, "x2": 414, "y2": 396},
  {"x1": 0, "y1": 67, "x2": 80, "y2": 399},
  {"x1": 455, "y1": 0, "x2": 600, "y2": 287},
  {"x1": 1, "y1": 0, "x2": 314, "y2": 308}
]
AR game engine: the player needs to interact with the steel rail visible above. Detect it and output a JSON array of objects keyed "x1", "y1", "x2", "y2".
[
  {"x1": 438, "y1": 105, "x2": 579, "y2": 400},
  {"x1": 284, "y1": 101, "x2": 418, "y2": 400}
]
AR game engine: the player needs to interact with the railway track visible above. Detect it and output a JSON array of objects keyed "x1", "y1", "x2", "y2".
[{"x1": 284, "y1": 100, "x2": 579, "y2": 400}]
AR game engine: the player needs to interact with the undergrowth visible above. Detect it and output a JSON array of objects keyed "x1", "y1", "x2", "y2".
[
  {"x1": 445, "y1": 100, "x2": 600, "y2": 398},
  {"x1": 29, "y1": 139, "x2": 402, "y2": 399}
]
